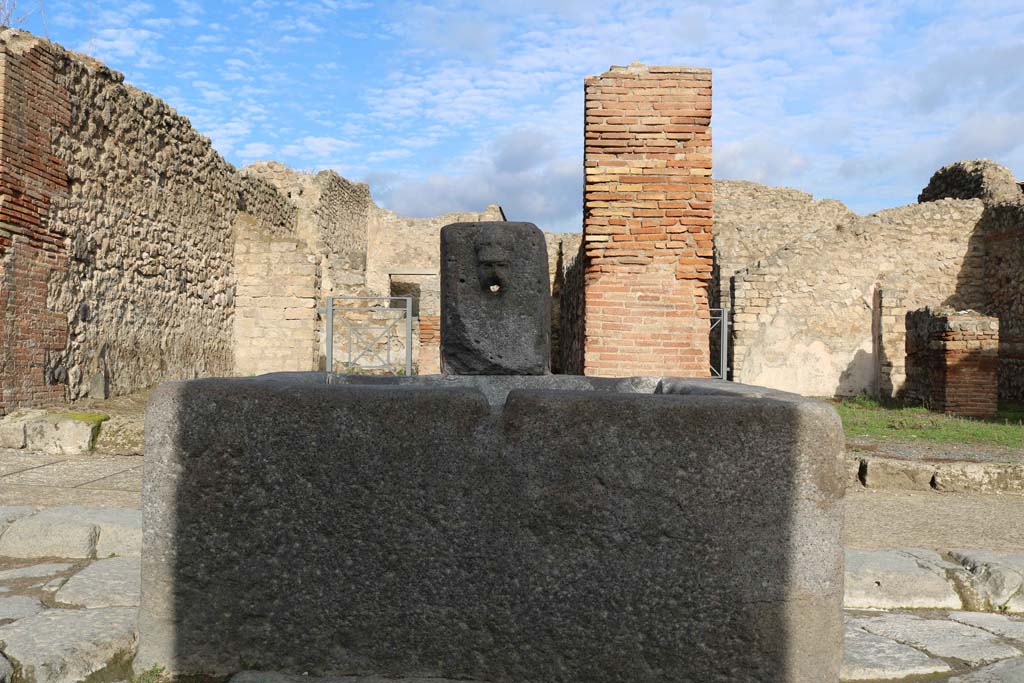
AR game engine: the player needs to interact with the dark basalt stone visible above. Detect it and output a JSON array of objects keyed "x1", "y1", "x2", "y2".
[{"x1": 440, "y1": 221, "x2": 550, "y2": 375}]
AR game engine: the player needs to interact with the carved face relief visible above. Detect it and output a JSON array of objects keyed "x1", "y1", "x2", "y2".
[{"x1": 474, "y1": 224, "x2": 515, "y2": 295}]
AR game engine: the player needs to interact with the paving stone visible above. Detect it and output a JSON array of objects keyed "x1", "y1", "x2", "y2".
[
  {"x1": 55, "y1": 557, "x2": 140, "y2": 608},
  {"x1": 0, "y1": 564, "x2": 73, "y2": 581},
  {"x1": 948, "y1": 658, "x2": 1024, "y2": 681},
  {"x1": 950, "y1": 612, "x2": 1024, "y2": 641},
  {"x1": 852, "y1": 613, "x2": 1021, "y2": 665},
  {"x1": 76, "y1": 467, "x2": 143, "y2": 492},
  {"x1": 950, "y1": 550, "x2": 1024, "y2": 612},
  {"x1": 844, "y1": 548, "x2": 963, "y2": 609},
  {"x1": 0, "y1": 461, "x2": 137, "y2": 489},
  {"x1": 0, "y1": 507, "x2": 140, "y2": 559},
  {"x1": 0, "y1": 510, "x2": 98, "y2": 559},
  {"x1": 0, "y1": 607, "x2": 136, "y2": 683},
  {"x1": 0, "y1": 596, "x2": 43, "y2": 621},
  {"x1": 841, "y1": 623, "x2": 951, "y2": 680},
  {"x1": 70, "y1": 507, "x2": 141, "y2": 558},
  {"x1": 0, "y1": 454, "x2": 63, "y2": 477},
  {"x1": 0, "y1": 507, "x2": 34, "y2": 537}
]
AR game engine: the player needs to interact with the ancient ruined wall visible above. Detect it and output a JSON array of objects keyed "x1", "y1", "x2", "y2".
[
  {"x1": 904, "y1": 308, "x2": 999, "y2": 418},
  {"x1": 0, "y1": 30, "x2": 323, "y2": 413},
  {"x1": 233, "y1": 216, "x2": 319, "y2": 375},
  {"x1": 242, "y1": 162, "x2": 371, "y2": 298},
  {"x1": 0, "y1": 31, "x2": 70, "y2": 412},
  {"x1": 713, "y1": 180, "x2": 855, "y2": 309},
  {"x1": 919, "y1": 159, "x2": 1022, "y2": 204},
  {"x1": 581, "y1": 63, "x2": 713, "y2": 377},
  {"x1": 556, "y1": 239, "x2": 586, "y2": 374},
  {"x1": 46, "y1": 38, "x2": 247, "y2": 401},
  {"x1": 915, "y1": 160, "x2": 1024, "y2": 402},
  {"x1": 731, "y1": 199, "x2": 987, "y2": 396},
  {"x1": 548, "y1": 232, "x2": 582, "y2": 373},
  {"x1": 364, "y1": 204, "x2": 506, "y2": 313},
  {"x1": 980, "y1": 201, "x2": 1024, "y2": 401}
]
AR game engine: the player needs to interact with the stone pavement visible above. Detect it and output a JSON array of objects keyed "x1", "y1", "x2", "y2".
[{"x1": 0, "y1": 450, "x2": 141, "y2": 510}]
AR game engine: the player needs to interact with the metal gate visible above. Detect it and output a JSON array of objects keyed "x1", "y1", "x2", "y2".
[
  {"x1": 321, "y1": 296, "x2": 414, "y2": 375},
  {"x1": 710, "y1": 307, "x2": 730, "y2": 379}
]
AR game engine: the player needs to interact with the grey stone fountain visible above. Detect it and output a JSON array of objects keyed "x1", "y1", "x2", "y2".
[{"x1": 137, "y1": 221, "x2": 844, "y2": 682}]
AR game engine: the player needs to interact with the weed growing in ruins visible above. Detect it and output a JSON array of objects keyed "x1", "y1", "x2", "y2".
[{"x1": 834, "y1": 396, "x2": 1024, "y2": 449}]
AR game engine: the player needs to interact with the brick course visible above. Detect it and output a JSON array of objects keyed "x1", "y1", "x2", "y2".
[
  {"x1": 0, "y1": 32, "x2": 70, "y2": 414},
  {"x1": 581, "y1": 63, "x2": 712, "y2": 377},
  {"x1": 905, "y1": 308, "x2": 999, "y2": 418}
]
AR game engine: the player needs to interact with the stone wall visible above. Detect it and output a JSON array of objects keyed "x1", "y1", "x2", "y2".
[
  {"x1": 241, "y1": 162, "x2": 370, "y2": 298},
  {"x1": 730, "y1": 199, "x2": 987, "y2": 396},
  {"x1": 904, "y1": 308, "x2": 999, "y2": 418},
  {"x1": 919, "y1": 159, "x2": 1022, "y2": 204},
  {"x1": 233, "y1": 217, "x2": 319, "y2": 375},
  {"x1": 0, "y1": 30, "x2": 268, "y2": 412},
  {"x1": 556, "y1": 239, "x2": 585, "y2": 374},
  {"x1": 712, "y1": 180, "x2": 855, "y2": 309},
  {"x1": 981, "y1": 202, "x2": 1024, "y2": 401},
  {"x1": 580, "y1": 63, "x2": 713, "y2": 377}
]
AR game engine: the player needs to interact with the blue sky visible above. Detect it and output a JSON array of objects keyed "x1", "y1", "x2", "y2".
[{"x1": 23, "y1": 0, "x2": 1024, "y2": 232}]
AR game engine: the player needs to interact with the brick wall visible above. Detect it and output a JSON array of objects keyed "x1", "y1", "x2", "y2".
[
  {"x1": 418, "y1": 315, "x2": 440, "y2": 375},
  {"x1": 0, "y1": 31, "x2": 70, "y2": 414},
  {"x1": 905, "y1": 308, "x2": 999, "y2": 418},
  {"x1": 581, "y1": 63, "x2": 712, "y2": 377}
]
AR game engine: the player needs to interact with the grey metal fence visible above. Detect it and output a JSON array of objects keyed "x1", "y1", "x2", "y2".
[
  {"x1": 710, "y1": 307, "x2": 730, "y2": 380},
  {"x1": 321, "y1": 296, "x2": 414, "y2": 376}
]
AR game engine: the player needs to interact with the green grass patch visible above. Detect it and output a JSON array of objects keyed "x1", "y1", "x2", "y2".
[
  {"x1": 833, "y1": 396, "x2": 1024, "y2": 448},
  {"x1": 55, "y1": 411, "x2": 110, "y2": 425}
]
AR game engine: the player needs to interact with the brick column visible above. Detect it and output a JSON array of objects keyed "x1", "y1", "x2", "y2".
[
  {"x1": 417, "y1": 314, "x2": 440, "y2": 375},
  {"x1": 905, "y1": 308, "x2": 999, "y2": 418},
  {"x1": 582, "y1": 63, "x2": 712, "y2": 377},
  {"x1": 0, "y1": 34, "x2": 70, "y2": 414}
]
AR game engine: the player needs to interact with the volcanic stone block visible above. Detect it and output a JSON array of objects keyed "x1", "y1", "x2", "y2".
[
  {"x1": 440, "y1": 221, "x2": 551, "y2": 374},
  {"x1": 138, "y1": 373, "x2": 845, "y2": 682}
]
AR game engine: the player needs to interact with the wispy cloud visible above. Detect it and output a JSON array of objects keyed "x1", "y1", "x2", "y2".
[{"x1": 30, "y1": 0, "x2": 1024, "y2": 227}]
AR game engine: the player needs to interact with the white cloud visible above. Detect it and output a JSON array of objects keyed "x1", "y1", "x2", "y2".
[
  {"x1": 282, "y1": 136, "x2": 358, "y2": 163},
  {"x1": 238, "y1": 141, "x2": 276, "y2": 160}
]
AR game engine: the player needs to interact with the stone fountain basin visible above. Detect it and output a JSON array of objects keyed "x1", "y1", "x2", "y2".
[{"x1": 138, "y1": 373, "x2": 844, "y2": 682}]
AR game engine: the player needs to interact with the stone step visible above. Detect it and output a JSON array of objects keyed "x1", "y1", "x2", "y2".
[{"x1": 852, "y1": 456, "x2": 1024, "y2": 495}]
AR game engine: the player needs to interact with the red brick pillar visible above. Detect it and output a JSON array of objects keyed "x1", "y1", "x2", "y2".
[
  {"x1": 0, "y1": 34, "x2": 70, "y2": 414},
  {"x1": 582, "y1": 63, "x2": 712, "y2": 377},
  {"x1": 905, "y1": 308, "x2": 999, "y2": 418},
  {"x1": 417, "y1": 315, "x2": 440, "y2": 375}
]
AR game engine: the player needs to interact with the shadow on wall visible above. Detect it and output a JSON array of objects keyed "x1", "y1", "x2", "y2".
[
  {"x1": 838, "y1": 349, "x2": 875, "y2": 398},
  {"x1": 945, "y1": 202, "x2": 1024, "y2": 402},
  {"x1": 137, "y1": 374, "x2": 844, "y2": 682}
]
